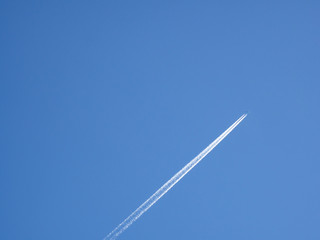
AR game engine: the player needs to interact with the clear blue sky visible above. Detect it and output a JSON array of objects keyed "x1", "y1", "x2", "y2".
[{"x1": 1, "y1": 1, "x2": 319, "y2": 240}]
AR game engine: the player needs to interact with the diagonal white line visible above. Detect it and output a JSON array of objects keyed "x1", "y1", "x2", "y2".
[{"x1": 104, "y1": 114, "x2": 247, "y2": 240}]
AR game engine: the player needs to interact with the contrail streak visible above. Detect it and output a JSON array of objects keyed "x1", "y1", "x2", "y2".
[{"x1": 104, "y1": 114, "x2": 247, "y2": 240}]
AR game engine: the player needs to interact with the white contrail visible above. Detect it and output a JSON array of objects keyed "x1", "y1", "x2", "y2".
[{"x1": 104, "y1": 114, "x2": 247, "y2": 240}]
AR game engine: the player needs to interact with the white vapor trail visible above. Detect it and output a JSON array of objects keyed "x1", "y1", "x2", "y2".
[{"x1": 104, "y1": 114, "x2": 247, "y2": 240}]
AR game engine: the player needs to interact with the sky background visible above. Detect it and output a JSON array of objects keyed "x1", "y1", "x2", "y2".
[{"x1": 1, "y1": 1, "x2": 320, "y2": 240}]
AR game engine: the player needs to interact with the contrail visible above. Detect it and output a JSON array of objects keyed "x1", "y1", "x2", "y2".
[{"x1": 104, "y1": 114, "x2": 247, "y2": 240}]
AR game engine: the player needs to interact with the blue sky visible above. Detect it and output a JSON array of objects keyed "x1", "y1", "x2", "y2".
[{"x1": 1, "y1": 1, "x2": 319, "y2": 239}]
